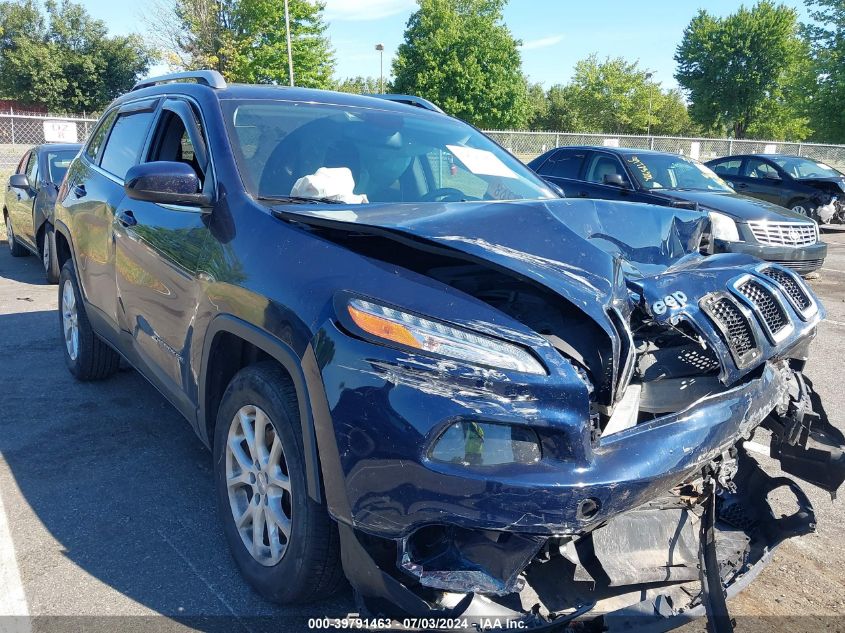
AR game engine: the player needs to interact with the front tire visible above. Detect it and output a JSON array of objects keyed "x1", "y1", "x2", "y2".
[
  {"x1": 5, "y1": 213, "x2": 28, "y2": 257},
  {"x1": 213, "y1": 362, "x2": 344, "y2": 604},
  {"x1": 789, "y1": 199, "x2": 816, "y2": 220},
  {"x1": 59, "y1": 261, "x2": 120, "y2": 380},
  {"x1": 41, "y1": 224, "x2": 60, "y2": 284}
]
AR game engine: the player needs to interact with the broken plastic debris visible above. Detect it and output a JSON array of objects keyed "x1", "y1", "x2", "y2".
[{"x1": 290, "y1": 167, "x2": 369, "y2": 204}]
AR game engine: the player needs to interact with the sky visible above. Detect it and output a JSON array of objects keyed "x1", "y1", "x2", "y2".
[{"x1": 81, "y1": 0, "x2": 812, "y2": 91}]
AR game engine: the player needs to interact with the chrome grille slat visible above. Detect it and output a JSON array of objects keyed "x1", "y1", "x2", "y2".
[
  {"x1": 700, "y1": 294, "x2": 759, "y2": 368},
  {"x1": 747, "y1": 221, "x2": 817, "y2": 247},
  {"x1": 761, "y1": 267, "x2": 811, "y2": 311},
  {"x1": 736, "y1": 279, "x2": 789, "y2": 338}
]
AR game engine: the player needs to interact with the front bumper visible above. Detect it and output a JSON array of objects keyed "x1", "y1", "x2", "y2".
[
  {"x1": 714, "y1": 239, "x2": 827, "y2": 273},
  {"x1": 314, "y1": 323, "x2": 790, "y2": 540}
]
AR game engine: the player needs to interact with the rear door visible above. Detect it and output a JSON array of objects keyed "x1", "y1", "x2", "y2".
[
  {"x1": 113, "y1": 97, "x2": 213, "y2": 406},
  {"x1": 534, "y1": 148, "x2": 587, "y2": 195},
  {"x1": 61, "y1": 101, "x2": 157, "y2": 327}
]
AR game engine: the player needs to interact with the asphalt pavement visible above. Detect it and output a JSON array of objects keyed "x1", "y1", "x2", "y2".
[{"x1": 0, "y1": 230, "x2": 844, "y2": 633}]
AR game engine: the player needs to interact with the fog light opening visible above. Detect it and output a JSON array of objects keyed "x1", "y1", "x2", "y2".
[
  {"x1": 429, "y1": 421, "x2": 542, "y2": 466},
  {"x1": 577, "y1": 497, "x2": 600, "y2": 521}
]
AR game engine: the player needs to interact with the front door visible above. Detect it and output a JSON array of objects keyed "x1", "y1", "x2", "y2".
[
  {"x1": 735, "y1": 157, "x2": 785, "y2": 204},
  {"x1": 113, "y1": 98, "x2": 213, "y2": 402},
  {"x1": 8, "y1": 151, "x2": 38, "y2": 248}
]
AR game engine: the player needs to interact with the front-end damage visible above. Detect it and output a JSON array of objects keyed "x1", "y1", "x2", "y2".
[{"x1": 276, "y1": 198, "x2": 845, "y2": 630}]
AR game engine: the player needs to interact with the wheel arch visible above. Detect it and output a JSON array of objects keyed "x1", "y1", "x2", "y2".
[
  {"x1": 52, "y1": 220, "x2": 75, "y2": 272},
  {"x1": 200, "y1": 314, "x2": 323, "y2": 503}
]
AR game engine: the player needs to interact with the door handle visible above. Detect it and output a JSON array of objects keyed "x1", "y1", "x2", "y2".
[
  {"x1": 735, "y1": 182, "x2": 748, "y2": 189},
  {"x1": 578, "y1": 191, "x2": 589, "y2": 198},
  {"x1": 117, "y1": 209, "x2": 137, "y2": 228},
  {"x1": 73, "y1": 184, "x2": 86, "y2": 198}
]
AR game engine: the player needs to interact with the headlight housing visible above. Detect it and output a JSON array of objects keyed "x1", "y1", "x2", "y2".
[
  {"x1": 346, "y1": 298, "x2": 546, "y2": 375},
  {"x1": 709, "y1": 211, "x2": 741, "y2": 242}
]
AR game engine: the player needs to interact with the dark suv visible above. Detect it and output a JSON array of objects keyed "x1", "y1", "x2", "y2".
[{"x1": 53, "y1": 71, "x2": 844, "y2": 630}]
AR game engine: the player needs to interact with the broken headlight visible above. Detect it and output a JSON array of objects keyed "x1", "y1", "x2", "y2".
[
  {"x1": 709, "y1": 211, "x2": 740, "y2": 242},
  {"x1": 346, "y1": 298, "x2": 546, "y2": 375},
  {"x1": 429, "y1": 421, "x2": 542, "y2": 466}
]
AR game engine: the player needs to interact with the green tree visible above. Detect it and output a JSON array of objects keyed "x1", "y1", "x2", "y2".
[
  {"x1": 536, "y1": 55, "x2": 696, "y2": 136},
  {"x1": 804, "y1": 0, "x2": 845, "y2": 142},
  {"x1": 524, "y1": 80, "x2": 549, "y2": 130},
  {"x1": 150, "y1": 0, "x2": 334, "y2": 87},
  {"x1": 675, "y1": 2, "x2": 808, "y2": 139},
  {"x1": 392, "y1": 0, "x2": 528, "y2": 129},
  {"x1": 229, "y1": 0, "x2": 334, "y2": 87},
  {"x1": 333, "y1": 75, "x2": 382, "y2": 95},
  {"x1": 0, "y1": 0, "x2": 152, "y2": 112}
]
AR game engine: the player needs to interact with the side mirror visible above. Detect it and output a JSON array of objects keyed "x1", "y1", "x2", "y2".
[
  {"x1": 9, "y1": 174, "x2": 30, "y2": 190},
  {"x1": 124, "y1": 161, "x2": 210, "y2": 208},
  {"x1": 603, "y1": 173, "x2": 627, "y2": 188}
]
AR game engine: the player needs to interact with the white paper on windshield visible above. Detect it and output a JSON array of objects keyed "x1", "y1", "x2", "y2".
[{"x1": 446, "y1": 145, "x2": 518, "y2": 179}]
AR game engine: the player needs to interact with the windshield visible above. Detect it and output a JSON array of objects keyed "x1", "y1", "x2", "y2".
[
  {"x1": 221, "y1": 99, "x2": 556, "y2": 204},
  {"x1": 624, "y1": 153, "x2": 733, "y2": 192},
  {"x1": 770, "y1": 156, "x2": 843, "y2": 180},
  {"x1": 46, "y1": 150, "x2": 78, "y2": 185}
]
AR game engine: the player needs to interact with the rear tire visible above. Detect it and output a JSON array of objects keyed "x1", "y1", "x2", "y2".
[
  {"x1": 213, "y1": 362, "x2": 344, "y2": 604},
  {"x1": 5, "y1": 213, "x2": 28, "y2": 257},
  {"x1": 41, "y1": 224, "x2": 60, "y2": 284},
  {"x1": 59, "y1": 260, "x2": 120, "y2": 381}
]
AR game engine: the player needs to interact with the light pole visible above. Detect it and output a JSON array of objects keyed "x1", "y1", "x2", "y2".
[
  {"x1": 284, "y1": 0, "x2": 294, "y2": 86},
  {"x1": 645, "y1": 71, "x2": 655, "y2": 137},
  {"x1": 375, "y1": 43, "x2": 385, "y2": 93}
]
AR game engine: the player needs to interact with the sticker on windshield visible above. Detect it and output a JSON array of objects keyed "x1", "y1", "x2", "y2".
[
  {"x1": 627, "y1": 156, "x2": 654, "y2": 182},
  {"x1": 446, "y1": 145, "x2": 518, "y2": 179}
]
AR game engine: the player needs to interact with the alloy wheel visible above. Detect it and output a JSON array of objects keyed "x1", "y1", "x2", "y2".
[
  {"x1": 61, "y1": 280, "x2": 79, "y2": 361},
  {"x1": 226, "y1": 404, "x2": 292, "y2": 566},
  {"x1": 791, "y1": 204, "x2": 808, "y2": 216}
]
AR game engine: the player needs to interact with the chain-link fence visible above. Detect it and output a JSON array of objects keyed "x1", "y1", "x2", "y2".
[
  {"x1": 0, "y1": 113, "x2": 98, "y2": 177},
  {"x1": 484, "y1": 131, "x2": 845, "y2": 172}
]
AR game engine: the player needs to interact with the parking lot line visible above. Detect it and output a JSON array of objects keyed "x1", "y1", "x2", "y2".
[{"x1": 0, "y1": 484, "x2": 30, "y2": 633}]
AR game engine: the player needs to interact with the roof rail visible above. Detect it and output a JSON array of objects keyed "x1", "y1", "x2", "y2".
[
  {"x1": 132, "y1": 70, "x2": 227, "y2": 92},
  {"x1": 366, "y1": 94, "x2": 444, "y2": 114}
]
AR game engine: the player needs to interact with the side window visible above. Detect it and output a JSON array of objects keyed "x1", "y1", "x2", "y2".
[
  {"x1": 711, "y1": 159, "x2": 742, "y2": 176},
  {"x1": 585, "y1": 153, "x2": 629, "y2": 185},
  {"x1": 27, "y1": 152, "x2": 39, "y2": 186},
  {"x1": 147, "y1": 109, "x2": 204, "y2": 186},
  {"x1": 17, "y1": 152, "x2": 31, "y2": 174},
  {"x1": 84, "y1": 110, "x2": 118, "y2": 161},
  {"x1": 99, "y1": 110, "x2": 156, "y2": 180},
  {"x1": 538, "y1": 150, "x2": 586, "y2": 179},
  {"x1": 744, "y1": 158, "x2": 780, "y2": 179}
]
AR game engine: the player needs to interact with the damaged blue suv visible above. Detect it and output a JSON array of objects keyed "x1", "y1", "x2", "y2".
[{"x1": 53, "y1": 71, "x2": 845, "y2": 631}]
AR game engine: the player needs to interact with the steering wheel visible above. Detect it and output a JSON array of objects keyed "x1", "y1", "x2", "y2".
[{"x1": 421, "y1": 187, "x2": 466, "y2": 202}]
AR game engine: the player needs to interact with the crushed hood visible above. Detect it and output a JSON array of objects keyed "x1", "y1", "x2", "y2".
[
  {"x1": 274, "y1": 197, "x2": 709, "y2": 318},
  {"x1": 273, "y1": 197, "x2": 819, "y2": 389}
]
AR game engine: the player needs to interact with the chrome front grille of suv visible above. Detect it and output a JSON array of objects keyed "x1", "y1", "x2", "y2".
[
  {"x1": 747, "y1": 221, "x2": 817, "y2": 247},
  {"x1": 734, "y1": 277, "x2": 793, "y2": 343},
  {"x1": 700, "y1": 294, "x2": 760, "y2": 369}
]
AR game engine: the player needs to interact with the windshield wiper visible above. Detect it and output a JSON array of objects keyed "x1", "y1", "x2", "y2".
[{"x1": 257, "y1": 195, "x2": 345, "y2": 205}]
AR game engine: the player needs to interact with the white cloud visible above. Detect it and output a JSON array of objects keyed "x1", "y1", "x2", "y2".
[
  {"x1": 520, "y1": 34, "x2": 564, "y2": 51},
  {"x1": 323, "y1": 0, "x2": 416, "y2": 21}
]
